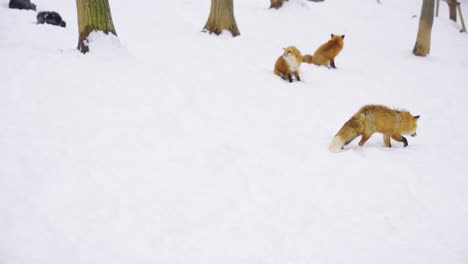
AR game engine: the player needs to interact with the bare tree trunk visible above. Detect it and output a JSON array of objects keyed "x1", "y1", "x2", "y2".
[
  {"x1": 270, "y1": 0, "x2": 287, "y2": 9},
  {"x1": 413, "y1": 0, "x2": 435, "y2": 56},
  {"x1": 203, "y1": 0, "x2": 240, "y2": 37},
  {"x1": 457, "y1": 2, "x2": 467, "y2": 32},
  {"x1": 76, "y1": 0, "x2": 117, "y2": 54},
  {"x1": 447, "y1": 0, "x2": 457, "y2": 22}
]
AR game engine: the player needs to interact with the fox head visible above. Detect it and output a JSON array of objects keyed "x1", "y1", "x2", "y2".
[
  {"x1": 330, "y1": 34, "x2": 345, "y2": 49},
  {"x1": 283, "y1": 46, "x2": 302, "y2": 62},
  {"x1": 401, "y1": 112, "x2": 420, "y2": 137},
  {"x1": 331, "y1": 34, "x2": 345, "y2": 40}
]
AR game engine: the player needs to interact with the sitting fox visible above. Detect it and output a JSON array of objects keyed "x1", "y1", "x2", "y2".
[
  {"x1": 274, "y1": 46, "x2": 303, "y2": 82},
  {"x1": 303, "y1": 34, "x2": 344, "y2": 68},
  {"x1": 328, "y1": 104, "x2": 420, "y2": 152}
]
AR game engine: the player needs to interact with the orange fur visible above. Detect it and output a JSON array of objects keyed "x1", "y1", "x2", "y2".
[
  {"x1": 274, "y1": 46, "x2": 303, "y2": 82},
  {"x1": 302, "y1": 54, "x2": 313, "y2": 64},
  {"x1": 307, "y1": 34, "x2": 344, "y2": 68},
  {"x1": 329, "y1": 105, "x2": 420, "y2": 152}
]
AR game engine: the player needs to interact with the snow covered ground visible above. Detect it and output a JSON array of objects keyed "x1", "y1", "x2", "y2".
[{"x1": 1, "y1": 0, "x2": 468, "y2": 263}]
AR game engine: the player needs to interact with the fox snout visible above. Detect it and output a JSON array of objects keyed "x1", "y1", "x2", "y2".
[{"x1": 410, "y1": 132, "x2": 417, "y2": 137}]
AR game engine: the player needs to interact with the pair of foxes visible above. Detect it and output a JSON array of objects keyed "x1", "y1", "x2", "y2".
[
  {"x1": 274, "y1": 34, "x2": 420, "y2": 152},
  {"x1": 274, "y1": 34, "x2": 345, "y2": 82}
]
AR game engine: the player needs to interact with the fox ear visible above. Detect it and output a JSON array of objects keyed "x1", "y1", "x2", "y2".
[
  {"x1": 414, "y1": 115, "x2": 420, "y2": 120},
  {"x1": 341, "y1": 35, "x2": 345, "y2": 39},
  {"x1": 331, "y1": 34, "x2": 334, "y2": 38}
]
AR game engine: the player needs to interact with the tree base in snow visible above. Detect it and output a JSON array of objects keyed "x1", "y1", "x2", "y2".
[
  {"x1": 270, "y1": 0, "x2": 287, "y2": 9},
  {"x1": 202, "y1": 26, "x2": 240, "y2": 37},
  {"x1": 78, "y1": 27, "x2": 117, "y2": 54},
  {"x1": 413, "y1": 44, "x2": 430, "y2": 56},
  {"x1": 203, "y1": 0, "x2": 240, "y2": 37}
]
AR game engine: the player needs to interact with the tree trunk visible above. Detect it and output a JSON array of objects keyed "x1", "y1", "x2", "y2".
[
  {"x1": 447, "y1": 0, "x2": 457, "y2": 22},
  {"x1": 413, "y1": 0, "x2": 435, "y2": 56},
  {"x1": 270, "y1": 0, "x2": 287, "y2": 9},
  {"x1": 76, "y1": 0, "x2": 117, "y2": 54},
  {"x1": 457, "y1": 3, "x2": 467, "y2": 32},
  {"x1": 203, "y1": 0, "x2": 240, "y2": 37}
]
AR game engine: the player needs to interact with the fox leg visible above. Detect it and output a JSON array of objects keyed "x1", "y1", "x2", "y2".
[
  {"x1": 293, "y1": 71, "x2": 301, "y2": 81},
  {"x1": 383, "y1": 134, "x2": 392, "y2": 147},
  {"x1": 330, "y1": 59, "x2": 336, "y2": 69},
  {"x1": 287, "y1": 74, "x2": 293, "y2": 83},
  {"x1": 391, "y1": 134, "x2": 408, "y2": 147},
  {"x1": 358, "y1": 132, "x2": 373, "y2": 146}
]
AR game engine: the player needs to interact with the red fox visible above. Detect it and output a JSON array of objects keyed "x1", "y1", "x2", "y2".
[
  {"x1": 328, "y1": 105, "x2": 420, "y2": 152},
  {"x1": 303, "y1": 34, "x2": 345, "y2": 68},
  {"x1": 274, "y1": 46, "x2": 303, "y2": 82}
]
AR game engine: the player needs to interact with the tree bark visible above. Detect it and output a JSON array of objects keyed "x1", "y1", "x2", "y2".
[
  {"x1": 270, "y1": 0, "x2": 287, "y2": 9},
  {"x1": 447, "y1": 0, "x2": 457, "y2": 22},
  {"x1": 203, "y1": 0, "x2": 240, "y2": 37},
  {"x1": 457, "y1": 3, "x2": 467, "y2": 32},
  {"x1": 76, "y1": 0, "x2": 117, "y2": 54},
  {"x1": 413, "y1": 0, "x2": 435, "y2": 56}
]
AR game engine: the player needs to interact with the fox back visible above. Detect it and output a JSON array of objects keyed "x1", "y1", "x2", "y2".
[
  {"x1": 357, "y1": 105, "x2": 418, "y2": 135},
  {"x1": 307, "y1": 34, "x2": 344, "y2": 68}
]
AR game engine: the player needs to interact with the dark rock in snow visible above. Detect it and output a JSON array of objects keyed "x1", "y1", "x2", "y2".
[
  {"x1": 9, "y1": 0, "x2": 36, "y2": 11},
  {"x1": 37, "y1": 11, "x2": 66, "y2": 28}
]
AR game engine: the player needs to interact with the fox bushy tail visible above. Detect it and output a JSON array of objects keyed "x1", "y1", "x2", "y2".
[
  {"x1": 328, "y1": 115, "x2": 364, "y2": 152},
  {"x1": 302, "y1": 54, "x2": 313, "y2": 64}
]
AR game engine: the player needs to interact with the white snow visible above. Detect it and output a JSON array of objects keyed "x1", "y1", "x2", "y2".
[{"x1": 1, "y1": 0, "x2": 468, "y2": 263}]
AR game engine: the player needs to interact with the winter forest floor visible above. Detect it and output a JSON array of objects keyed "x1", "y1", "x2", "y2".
[{"x1": 1, "y1": 0, "x2": 468, "y2": 263}]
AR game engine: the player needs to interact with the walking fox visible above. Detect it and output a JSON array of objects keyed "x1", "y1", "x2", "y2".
[
  {"x1": 274, "y1": 46, "x2": 303, "y2": 82},
  {"x1": 328, "y1": 105, "x2": 420, "y2": 152},
  {"x1": 303, "y1": 34, "x2": 344, "y2": 68}
]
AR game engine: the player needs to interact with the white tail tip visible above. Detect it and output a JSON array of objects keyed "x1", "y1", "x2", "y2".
[{"x1": 328, "y1": 136, "x2": 344, "y2": 153}]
